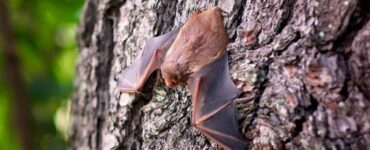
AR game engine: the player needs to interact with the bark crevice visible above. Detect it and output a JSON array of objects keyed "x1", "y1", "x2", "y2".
[{"x1": 72, "y1": 0, "x2": 370, "y2": 149}]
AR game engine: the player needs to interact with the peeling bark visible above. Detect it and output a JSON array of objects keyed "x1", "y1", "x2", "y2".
[{"x1": 71, "y1": 0, "x2": 370, "y2": 149}]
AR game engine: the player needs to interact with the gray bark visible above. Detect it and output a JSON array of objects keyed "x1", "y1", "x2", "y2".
[{"x1": 71, "y1": 0, "x2": 370, "y2": 149}]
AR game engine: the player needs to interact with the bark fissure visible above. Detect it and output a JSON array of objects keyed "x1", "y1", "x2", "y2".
[
  {"x1": 77, "y1": 0, "x2": 98, "y2": 48},
  {"x1": 72, "y1": 0, "x2": 370, "y2": 149}
]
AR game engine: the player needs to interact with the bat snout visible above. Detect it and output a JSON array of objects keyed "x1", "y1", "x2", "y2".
[
  {"x1": 160, "y1": 61, "x2": 183, "y2": 88},
  {"x1": 162, "y1": 75, "x2": 180, "y2": 88}
]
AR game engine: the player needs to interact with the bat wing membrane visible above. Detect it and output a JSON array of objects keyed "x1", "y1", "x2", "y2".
[
  {"x1": 117, "y1": 26, "x2": 246, "y2": 149},
  {"x1": 188, "y1": 53, "x2": 248, "y2": 150},
  {"x1": 118, "y1": 28, "x2": 180, "y2": 93}
]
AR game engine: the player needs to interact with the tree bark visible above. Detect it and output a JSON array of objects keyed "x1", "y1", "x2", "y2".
[{"x1": 71, "y1": 0, "x2": 370, "y2": 149}]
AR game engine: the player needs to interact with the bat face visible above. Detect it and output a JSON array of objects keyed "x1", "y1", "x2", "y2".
[{"x1": 160, "y1": 6, "x2": 229, "y2": 88}]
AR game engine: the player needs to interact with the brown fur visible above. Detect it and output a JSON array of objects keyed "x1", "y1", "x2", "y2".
[{"x1": 161, "y1": 6, "x2": 229, "y2": 87}]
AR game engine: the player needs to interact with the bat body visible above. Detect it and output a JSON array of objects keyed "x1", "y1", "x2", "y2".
[
  {"x1": 118, "y1": 6, "x2": 247, "y2": 150},
  {"x1": 160, "y1": 7, "x2": 229, "y2": 87}
]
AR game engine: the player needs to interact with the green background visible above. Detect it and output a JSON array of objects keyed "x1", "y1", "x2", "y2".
[{"x1": 0, "y1": 0, "x2": 84, "y2": 149}]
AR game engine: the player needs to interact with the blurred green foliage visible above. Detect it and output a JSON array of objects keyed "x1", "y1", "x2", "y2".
[{"x1": 0, "y1": 0, "x2": 83, "y2": 149}]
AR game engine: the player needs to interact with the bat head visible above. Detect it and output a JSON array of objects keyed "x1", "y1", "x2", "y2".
[{"x1": 160, "y1": 61, "x2": 191, "y2": 88}]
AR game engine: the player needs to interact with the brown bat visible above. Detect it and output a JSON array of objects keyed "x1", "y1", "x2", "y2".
[{"x1": 118, "y1": 6, "x2": 248, "y2": 149}]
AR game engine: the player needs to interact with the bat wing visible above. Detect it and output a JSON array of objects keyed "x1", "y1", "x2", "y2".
[
  {"x1": 118, "y1": 28, "x2": 180, "y2": 93},
  {"x1": 187, "y1": 53, "x2": 248, "y2": 149}
]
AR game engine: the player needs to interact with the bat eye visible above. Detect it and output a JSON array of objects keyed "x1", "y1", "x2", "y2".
[{"x1": 171, "y1": 79, "x2": 177, "y2": 84}]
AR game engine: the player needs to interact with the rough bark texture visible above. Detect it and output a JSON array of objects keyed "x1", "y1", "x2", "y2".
[{"x1": 71, "y1": 0, "x2": 370, "y2": 149}]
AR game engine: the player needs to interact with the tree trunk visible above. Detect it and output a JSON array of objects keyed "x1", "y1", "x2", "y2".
[{"x1": 71, "y1": 0, "x2": 370, "y2": 149}]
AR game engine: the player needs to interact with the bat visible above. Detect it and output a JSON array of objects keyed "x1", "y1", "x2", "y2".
[{"x1": 118, "y1": 6, "x2": 248, "y2": 149}]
